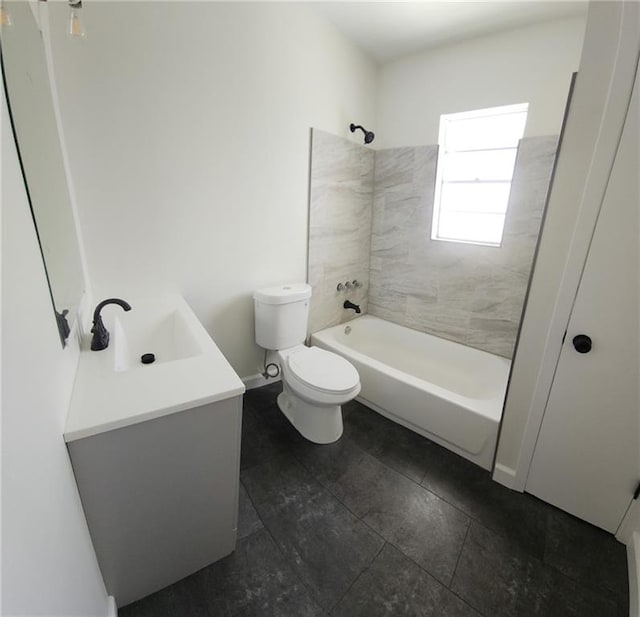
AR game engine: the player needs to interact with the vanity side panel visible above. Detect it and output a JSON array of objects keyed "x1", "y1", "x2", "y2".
[{"x1": 67, "y1": 396, "x2": 242, "y2": 607}]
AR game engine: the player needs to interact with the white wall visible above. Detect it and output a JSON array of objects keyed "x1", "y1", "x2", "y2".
[
  {"x1": 376, "y1": 16, "x2": 586, "y2": 148},
  {"x1": 1, "y1": 96, "x2": 109, "y2": 615},
  {"x1": 48, "y1": 2, "x2": 377, "y2": 379}
]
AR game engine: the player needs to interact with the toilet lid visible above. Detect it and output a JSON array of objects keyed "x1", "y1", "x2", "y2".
[{"x1": 287, "y1": 347, "x2": 359, "y2": 394}]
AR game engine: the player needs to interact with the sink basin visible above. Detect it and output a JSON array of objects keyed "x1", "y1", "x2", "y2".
[
  {"x1": 113, "y1": 302, "x2": 203, "y2": 372},
  {"x1": 64, "y1": 294, "x2": 245, "y2": 443}
]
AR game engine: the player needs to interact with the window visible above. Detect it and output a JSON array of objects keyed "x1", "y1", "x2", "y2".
[{"x1": 432, "y1": 103, "x2": 529, "y2": 247}]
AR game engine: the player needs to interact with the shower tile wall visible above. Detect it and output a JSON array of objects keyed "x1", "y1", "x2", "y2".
[
  {"x1": 368, "y1": 136, "x2": 558, "y2": 358},
  {"x1": 307, "y1": 129, "x2": 374, "y2": 334}
]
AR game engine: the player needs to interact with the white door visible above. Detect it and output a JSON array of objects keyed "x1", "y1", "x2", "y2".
[{"x1": 525, "y1": 65, "x2": 639, "y2": 533}]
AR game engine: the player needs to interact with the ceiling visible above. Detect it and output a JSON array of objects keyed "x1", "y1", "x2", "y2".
[{"x1": 310, "y1": 1, "x2": 588, "y2": 63}]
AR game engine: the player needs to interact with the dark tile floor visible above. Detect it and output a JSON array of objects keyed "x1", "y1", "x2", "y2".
[{"x1": 121, "y1": 382, "x2": 629, "y2": 617}]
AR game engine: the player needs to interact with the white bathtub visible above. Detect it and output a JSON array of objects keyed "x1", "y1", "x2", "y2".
[{"x1": 310, "y1": 315, "x2": 511, "y2": 470}]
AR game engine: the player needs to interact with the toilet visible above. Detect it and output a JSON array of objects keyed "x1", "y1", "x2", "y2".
[{"x1": 253, "y1": 283, "x2": 360, "y2": 444}]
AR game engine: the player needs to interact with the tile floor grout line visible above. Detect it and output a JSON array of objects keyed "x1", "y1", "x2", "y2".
[
  {"x1": 383, "y1": 537, "x2": 454, "y2": 589},
  {"x1": 413, "y1": 479, "x2": 550, "y2": 560},
  {"x1": 250, "y1": 397, "x2": 502, "y2": 593},
  {"x1": 356, "y1": 435, "x2": 550, "y2": 560},
  {"x1": 539, "y1": 508, "x2": 626, "y2": 599},
  {"x1": 126, "y1": 389, "x2": 628, "y2": 616},
  {"x1": 285, "y1": 431, "x2": 458, "y2": 562},
  {"x1": 242, "y1": 451, "x2": 388, "y2": 615},
  {"x1": 244, "y1": 390, "x2": 628, "y2": 615},
  {"x1": 238, "y1": 477, "x2": 328, "y2": 616},
  {"x1": 250, "y1": 395, "x2": 546, "y2": 568},
  {"x1": 242, "y1": 399, "x2": 399, "y2": 613},
  {"x1": 343, "y1": 435, "x2": 427, "y2": 487},
  {"x1": 444, "y1": 518, "x2": 624, "y2": 617},
  {"x1": 449, "y1": 519, "x2": 472, "y2": 589},
  {"x1": 446, "y1": 584, "x2": 488, "y2": 617},
  {"x1": 543, "y1": 557, "x2": 627, "y2": 605},
  {"x1": 253, "y1": 426, "x2": 378, "y2": 531},
  {"x1": 338, "y1": 434, "x2": 494, "y2": 543},
  {"x1": 357, "y1": 515, "x2": 398, "y2": 552},
  {"x1": 288, "y1": 443, "x2": 378, "y2": 527},
  {"x1": 338, "y1": 427, "x2": 502, "y2": 535},
  {"x1": 283, "y1": 441, "x2": 392, "y2": 579},
  {"x1": 234, "y1": 524, "x2": 486, "y2": 617},
  {"x1": 379, "y1": 536, "x2": 488, "y2": 617},
  {"x1": 257, "y1": 393, "x2": 436, "y2": 502},
  {"x1": 327, "y1": 541, "x2": 388, "y2": 615}
]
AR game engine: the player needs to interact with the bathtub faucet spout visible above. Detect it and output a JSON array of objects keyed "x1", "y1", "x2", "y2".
[{"x1": 343, "y1": 300, "x2": 361, "y2": 314}]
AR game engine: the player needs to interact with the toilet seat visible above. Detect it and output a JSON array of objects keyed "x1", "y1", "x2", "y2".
[{"x1": 286, "y1": 347, "x2": 359, "y2": 395}]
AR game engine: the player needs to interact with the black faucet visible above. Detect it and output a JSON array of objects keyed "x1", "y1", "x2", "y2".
[
  {"x1": 343, "y1": 300, "x2": 361, "y2": 314},
  {"x1": 90, "y1": 298, "x2": 132, "y2": 351}
]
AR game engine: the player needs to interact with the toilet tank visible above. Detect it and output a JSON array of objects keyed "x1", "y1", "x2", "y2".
[{"x1": 254, "y1": 283, "x2": 312, "y2": 350}]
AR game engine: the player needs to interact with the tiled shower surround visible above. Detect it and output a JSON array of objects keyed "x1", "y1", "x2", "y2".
[
  {"x1": 308, "y1": 129, "x2": 557, "y2": 358},
  {"x1": 307, "y1": 130, "x2": 374, "y2": 334}
]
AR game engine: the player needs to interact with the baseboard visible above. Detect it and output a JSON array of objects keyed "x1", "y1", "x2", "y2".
[
  {"x1": 107, "y1": 595, "x2": 117, "y2": 617},
  {"x1": 628, "y1": 532, "x2": 640, "y2": 617},
  {"x1": 492, "y1": 463, "x2": 521, "y2": 490},
  {"x1": 242, "y1": 373, "x2": 281, "y2": 390}
]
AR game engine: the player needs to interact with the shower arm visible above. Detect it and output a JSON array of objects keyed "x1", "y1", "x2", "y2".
[{"x1": 349, "y1": 123, "x2": 375, "y2": 144}]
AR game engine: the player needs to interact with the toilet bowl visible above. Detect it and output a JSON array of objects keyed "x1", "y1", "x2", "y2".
[
  {"x1": 276, "y1": 346, "x2": 360, "y2": 443},
  {"x1": 253, "y1": 283, "x2": 361, "y2": 444}
]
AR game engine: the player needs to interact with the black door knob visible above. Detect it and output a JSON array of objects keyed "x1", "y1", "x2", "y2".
[{"x1": 572, "y1": 334, "x2": 592, "y2": 353}]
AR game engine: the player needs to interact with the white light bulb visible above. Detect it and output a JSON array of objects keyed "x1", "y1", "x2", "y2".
[
  {"x1": 0, "y1": 3, "x2": 13, "y2": 28},
  {"x1": 68, "y1": 3, "x2": 86, "y2": 38}
]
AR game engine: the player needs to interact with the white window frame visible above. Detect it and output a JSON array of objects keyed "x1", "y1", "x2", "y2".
[{"x1": 431, "y1": 103, "x2": 529, "y2": 247}]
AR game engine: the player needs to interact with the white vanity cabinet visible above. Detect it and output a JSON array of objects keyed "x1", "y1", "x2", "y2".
[
  {"x1": 63, "y1": 296, "x2": 245, "y2": 607},
  {"x1": 67, "y1": 395, "x2": 242, "y2": 607}
]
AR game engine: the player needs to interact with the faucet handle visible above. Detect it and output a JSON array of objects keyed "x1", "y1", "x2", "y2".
[
  {"x1": 345, "y1": 281, "x2": 353, "y2": 289},
  {"x1": 352, "y1": 279, "x2": 362, "y2": 288},
  {"x1": 90, "y1": 298, "x2": 132, "y2": 351},
  {"x1": 336, "y1": 282, "x2": 345, "y2": 292}
]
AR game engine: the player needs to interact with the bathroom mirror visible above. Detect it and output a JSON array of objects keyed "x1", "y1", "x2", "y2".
[{"x1": 1, "y1": 1, "x2": 85, "y2": 346}]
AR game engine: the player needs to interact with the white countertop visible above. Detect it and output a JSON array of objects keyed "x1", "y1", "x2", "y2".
[{"x1": 64, "y1": 295, "x2": 245, "y2": 442}]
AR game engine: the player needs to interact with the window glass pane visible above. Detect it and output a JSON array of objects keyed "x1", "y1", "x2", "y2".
[
  {"x1": 436, "y1": 212, "x2": 506, "y2": 245},
  {"x1": 432, "y1": 103, "x2": 528, "y2": 247},
  {"x1": 445, "y1": 111, "x2": 527, "y2": 152},
  {"x1": 439, "y1": 181, "x2": 512, "y2": 215},
  {"x1": 442, "y1": 149, "x2": 518, "y2": 182}
]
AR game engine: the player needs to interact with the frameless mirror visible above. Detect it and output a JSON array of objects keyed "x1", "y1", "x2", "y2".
[{"x1": 1, "y1": 1, "x2": 84, "y2": 347}]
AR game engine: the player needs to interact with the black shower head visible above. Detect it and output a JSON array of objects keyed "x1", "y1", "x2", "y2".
[{"x1": 350, "y1": 123, "x2": 375, "y2": 144}]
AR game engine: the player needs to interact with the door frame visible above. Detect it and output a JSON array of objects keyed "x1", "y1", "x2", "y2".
[
  {"x1": 618, "y1": 502, "x2": 640, "y2": 616},
  {"x1": 493, "y1": 1, "x2": 640, "y2": 491}
]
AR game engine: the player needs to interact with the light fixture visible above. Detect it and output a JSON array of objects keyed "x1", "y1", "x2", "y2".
[
  {"x1": 68, "y1": 0, "x2": 86, "y2": 38},
  {"x1": 0, "y1": 1, "x2": 13, "y2": 28}
]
